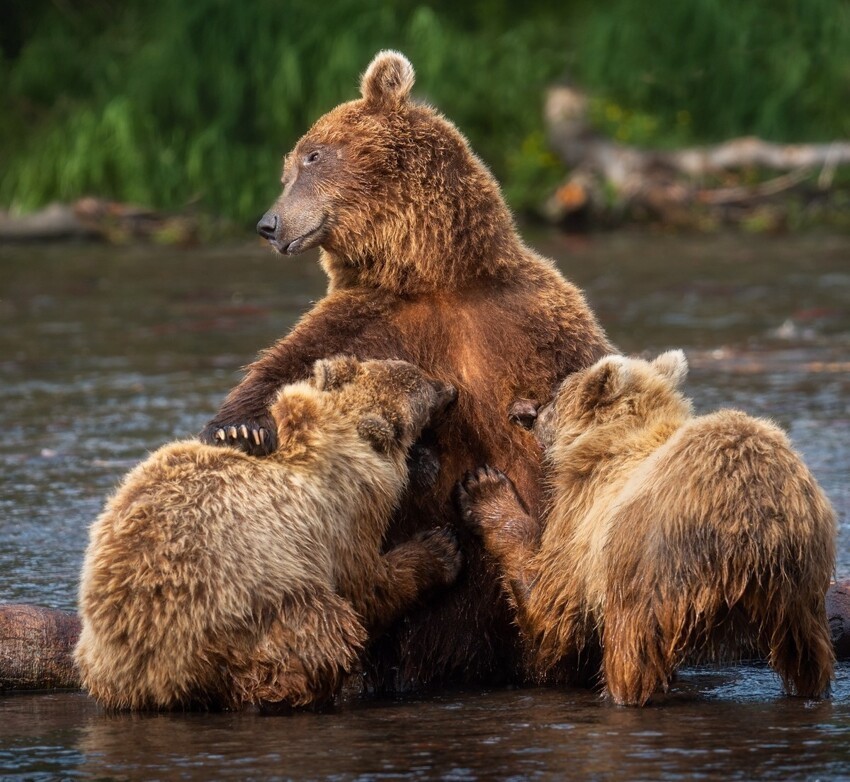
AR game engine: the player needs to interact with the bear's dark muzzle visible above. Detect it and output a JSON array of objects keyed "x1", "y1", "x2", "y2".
[{"x1": 256, "y1": 211, "x2": 279, "y2": 241}]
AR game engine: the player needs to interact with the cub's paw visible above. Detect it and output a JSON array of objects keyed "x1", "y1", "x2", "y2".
[
  {"x1": 417, "y1": 528, "x2": 463, "y2": 586},
  {"x1": 454, "y1": 465, "x2": 517, "y2": 528},
  {"x1": 200, "y1": 417, "x2": 277, "y2": 456}
]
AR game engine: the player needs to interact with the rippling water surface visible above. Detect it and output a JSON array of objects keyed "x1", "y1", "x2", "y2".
[{"x1": 1, "y1": 233, "x2": 849, "y2": 780}]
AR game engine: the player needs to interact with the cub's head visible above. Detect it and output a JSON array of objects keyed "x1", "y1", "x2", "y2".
[
  {"x1": 256, "y1": 50, "x2": 513, "y2": 292},
  {"x1": 513, "y1": 351, "x2": 691, "y2": 450},
  {"x1": 271, "y1": 356, "x2": 455, "y2": 460}
]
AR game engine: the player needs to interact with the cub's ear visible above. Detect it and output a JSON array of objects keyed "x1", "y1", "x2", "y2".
[
  {"x1": 509, "y1": 399, "x2": 539, "y2": 430},
  {"x1": 357, "y1": 414, "x2": 396, "y2": 453},
  {"x1": 582, "y1": 356, "x2": 632, "y2": 407},
  {"x1": 361, "y1": 50, "x2": 415, "y2": 109},
  {"x1": 652, "y1": 350, "x2": 688, "y2": 387},
  {"x1": 312, "y1": 355, "x2": 360, "y2": 391}
]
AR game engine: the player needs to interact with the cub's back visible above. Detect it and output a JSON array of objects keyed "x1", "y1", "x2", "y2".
[
  {"x1": 81, "y1": 440, "x2": 332, "y2": 626},
  {"x1": 613, "y1": 410, "x2": 836, "y2": 556}
]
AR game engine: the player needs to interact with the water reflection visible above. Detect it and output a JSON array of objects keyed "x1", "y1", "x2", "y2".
[
  {"x1": 0, "y1": 233, "x2": 849, "y2": 779},
  {"x1": 3, "y1": 669, "x2": 850, "y2": 780}
]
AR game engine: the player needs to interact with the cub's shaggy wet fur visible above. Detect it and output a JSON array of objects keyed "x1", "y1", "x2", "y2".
[
  {"x1": 459, "y1": 351, "x2": 836, "y2": 705},
  {"x1": 76, "y1": 357, "x2": 460, "y2": 710}
]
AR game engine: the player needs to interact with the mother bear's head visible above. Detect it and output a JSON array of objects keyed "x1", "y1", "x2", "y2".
[{"x1": 256, "y1": 50, "x2": 519, "y2": 294}]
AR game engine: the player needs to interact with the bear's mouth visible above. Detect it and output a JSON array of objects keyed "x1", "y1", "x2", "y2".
[{"x1": 278, "y1": 218, "x2": 327, "y2": 255}]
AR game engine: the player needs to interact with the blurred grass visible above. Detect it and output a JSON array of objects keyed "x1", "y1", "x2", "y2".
[
  {"x1": 573, "y1": 0, "x2": 850, "y2": 146},
  {"x1": 1, "y1": 0, "x2": 849, "y2": 223},
  {"x1": 0, "y1": 0, "x2": 572, "y2": 221}
]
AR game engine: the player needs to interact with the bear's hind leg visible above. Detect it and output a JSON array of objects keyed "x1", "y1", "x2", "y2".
[
  {"x1": 602, "y1": 597, "x2": 678, "y2": 706},
  {"x1": 764, "y1": 598, "x2": 834, "y2": 698},
  {"x1": 228, "y1": 591, "x2": 366, "y2": 710}
]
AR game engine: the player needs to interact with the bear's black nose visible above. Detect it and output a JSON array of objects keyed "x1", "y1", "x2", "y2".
[{"x1": 256, "y1": 212, "x2": 278, "y2": 240}]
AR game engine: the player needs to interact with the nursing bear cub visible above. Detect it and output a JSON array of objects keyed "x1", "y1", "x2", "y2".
[
  {"x1": 459, "y1": 351, "x2": 836, "y2": 706},
  {"x1": 76, "y1": 357, "x2": 460, "y2": 711}
]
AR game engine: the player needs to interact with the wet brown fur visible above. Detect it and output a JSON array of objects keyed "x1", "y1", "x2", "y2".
[
  {"x1": 200, "y1": 51, "x2": 613, "y2": 689},
  {"x1": 76, "y1": 357, "x2": 460, "y2": 710},
  {"x1": 459, "y1": 352, "x2": 837, "y2": 705}
]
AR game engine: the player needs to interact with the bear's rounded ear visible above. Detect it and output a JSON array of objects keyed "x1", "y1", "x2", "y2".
[
  {"x1": 360, "y1": 50, "x2": 415, "y2": 110},
  {"x1": 357, "y1": 414, "x2": 396, "y2": 453},
  {"x1": 312, "y1": 355, "x2": 360, "y2": 391},
  {"x1": 584, "y1": 355, "x2": 632, "y2": 406},
  {"x1": 652, "y1": 350, "x2": 688, "y2": 387},
  {"x1": 509, "y1": 399, "x2": 539, "y2": 430}
]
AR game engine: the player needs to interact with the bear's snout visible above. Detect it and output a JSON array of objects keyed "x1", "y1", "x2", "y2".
[{"x1": 257, "y1": 211, "x2": 279, "y2": 241}]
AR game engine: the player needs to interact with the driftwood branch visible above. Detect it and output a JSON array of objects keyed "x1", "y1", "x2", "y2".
[
  {"x1": 667, "y1": 138, "x2": 850, "y2": 178},
  {"x1": 695, "y1": 168, "x2": 813, "y2": 205},
  {"x1": 543, "y1": 84, "x2": 850, "y2": 222},
  {"x1": 0, "y1": 198, "x2": 199, "y2": 244}
]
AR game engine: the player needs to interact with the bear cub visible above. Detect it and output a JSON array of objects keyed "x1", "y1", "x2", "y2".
[
  {"x1": 458, "y1": 351, "x2": 836, "y2": 705},
  {"x1": 76, "y1": 356, "x2": 460, "y2": 711}
]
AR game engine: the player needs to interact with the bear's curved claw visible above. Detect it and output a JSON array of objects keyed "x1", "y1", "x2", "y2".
[
  {"x1": 455, "y1": 465, "x2": 516, "y2": 528},
  {"x1": 202, "y1": 418, "x2": 276, "y2": 456}
]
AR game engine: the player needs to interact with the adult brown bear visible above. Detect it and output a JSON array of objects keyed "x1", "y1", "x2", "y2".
[{"x1": 200, "y1": 50, "x2": 613, "y2": 690}]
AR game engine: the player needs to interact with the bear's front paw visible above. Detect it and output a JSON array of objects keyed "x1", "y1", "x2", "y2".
[
  {"x1": 454, "y1": 465, "x2": 517, "y2": 529},
  {"x1": 455, "y1": 467, "x2": 539, "y2": 569},
  {"x1": 417, "y1": 528, "x2": 463, "y2": 586},
  {"x1": 199, "y1": 417, "x2": 277, "y2": 456}
]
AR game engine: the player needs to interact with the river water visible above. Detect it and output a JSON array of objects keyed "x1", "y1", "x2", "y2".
[{"x1": 1, "y1": 232, "x2": 849, "y2": 780}]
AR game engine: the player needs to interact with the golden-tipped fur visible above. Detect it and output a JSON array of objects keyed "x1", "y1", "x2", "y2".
[
  {"x1": 360, "y1": 50, "x2": 416, "y2": 109},
  {"x1": 459, "y1": 351, "x2": 837, "y2": 705},
  {"x1": 76, "y1": 357, "x2": 461, "y2": 711}
]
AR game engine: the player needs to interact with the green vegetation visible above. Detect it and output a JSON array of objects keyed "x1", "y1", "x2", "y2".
[
  {"x1": 2, "y1": 0, "x2": 849, "y2": 223},
  {"x1": 574, "y1": 0, "x2": 850, "y2": 146}
]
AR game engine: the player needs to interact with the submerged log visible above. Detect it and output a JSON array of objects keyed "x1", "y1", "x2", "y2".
[
  {"x1": 4, "y1": 582, "x2": 850, "y2": 692},
  {"x1": 0, "y1": 604, "x2": 81, "y2": 690},
  {"x1": 827, "y1": 581, "x2": 850, "y2": 661}
]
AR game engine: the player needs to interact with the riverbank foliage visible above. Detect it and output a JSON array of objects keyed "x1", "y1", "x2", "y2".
[{"x1": 2, "y1": 0, "x2": 849, "y2": 223}]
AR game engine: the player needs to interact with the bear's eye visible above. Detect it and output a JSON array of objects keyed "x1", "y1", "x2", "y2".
[{"x1": 304, "y1": 150, "x2": 321, "y2": 165}]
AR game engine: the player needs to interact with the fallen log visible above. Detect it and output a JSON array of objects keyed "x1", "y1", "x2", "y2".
[
  {"x1": 827, "y1": 582, "x2": 850, "y2": 661},
  {"x1": 0, "y1": 204, "x2": 96, "y2": 242},
  {"x1": 0, "y1": 604, "x2": 81, "y2": 691},
  {"x1": 0, "y1": 198, "x2": 199, "y2": 244},
  {"x1": 543, "y1": 84, "x2": 850, "y2": 223},
  {"x1": 4, "y1": 582, "x2": 850, "y2": 693}
]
